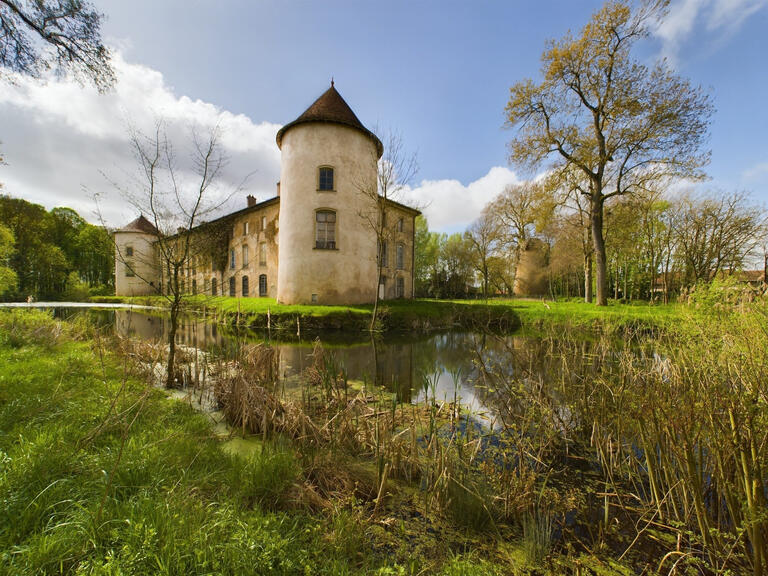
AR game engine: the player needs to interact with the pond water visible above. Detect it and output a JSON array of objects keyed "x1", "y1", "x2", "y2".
[{"x1": 52, "y1": 306, "x2": 612, "y2": 422}]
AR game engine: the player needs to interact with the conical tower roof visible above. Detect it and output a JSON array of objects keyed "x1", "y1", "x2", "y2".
[
  {"x1": 116, "y1": 214, "x2": 159, "y2": 235},
  {"x1": 276, "y1": 83, "x2": 383, "y2": 158}
]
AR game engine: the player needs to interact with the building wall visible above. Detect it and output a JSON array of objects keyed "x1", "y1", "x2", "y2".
[
  {"x1": 114, "y1": 231, "x2": 159, "y2": 296},
  {"x1": 378, "y1": 205, "x2": 417, "y2": 300},
  {"x1": 186, "y1": 202, "x2": 280, "y2": 299},
  {"x1": 277, "y1": 123, "x2": 380, "y2": 305}
]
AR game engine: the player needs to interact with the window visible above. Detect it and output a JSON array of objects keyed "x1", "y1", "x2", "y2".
[
  {"x1": 259, "y1": 242, "x2": 267, "y2": 266},
  {"x1": 261, "y1": 215, "x2": 267, "y2": 230},
  {"x1": 398, "y1": 218, "x2": 404, "y2": 233},
  {"x1": 211, "y1": 277, "x2": 217, "y2": 296},
  {"x1": 318, "y1": 166, "x2": 334, "y2": 191},
  {"x1": 396, "y1": 243, "x2": 404, "y2": 270},
  {"x1": 379, "y1": 240, "x2": 388, "y2": 268},
  {"x1": 243, "y1": 221, "x2": 249, "y2": 235},
  {"x1": 242, "y1": 245, "x2": 249, "y2": 266},
  {"x1": 242, "y1": 276, "x2": 249, "y2": 297},
  {"x1": 230, "y1": 248, "x2": 236, "y2": 270},
  {"x1": 229, "y1": 276, "x2": 235, "y2": 297},
  {"x1": 126, "y1": 246, "x2": 134, "y2": 257},
  {"x1": 259, "y1": 274, "x2": 267, "y2": 296},
  {"x1": 396, "y1": 277, "x2": 405, "y2": 298},
  {"x1": 125, "y1": 262, "x2": 135, "y2": 277},
  {"x1": 315, "y1": 210, "x2": 336, "y2": 249}
]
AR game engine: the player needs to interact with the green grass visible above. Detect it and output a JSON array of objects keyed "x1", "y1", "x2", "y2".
[
  {"x1": 0, "y1": 309, "x2": 533, "y2": 574},
  {"x1": 0, "y1": 310, "x2": 373, "y2": 574},
  {"x1": 92, "y1": 294, "x2": 684, "y2": 335}
]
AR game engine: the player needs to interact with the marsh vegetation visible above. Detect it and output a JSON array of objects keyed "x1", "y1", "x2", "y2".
[{"x1": 2, "y1": 287, "x2": 766, "y2": 574}]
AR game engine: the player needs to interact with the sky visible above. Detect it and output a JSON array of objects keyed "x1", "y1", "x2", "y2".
[{"x1": 0, "y1": 0, "x2": 767, "y2": 233}]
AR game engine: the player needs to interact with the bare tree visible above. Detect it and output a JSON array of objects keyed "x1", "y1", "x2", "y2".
[
  {"x1": 109, "y1": 121, "x2": 244, "y2": 387},
  {"x1": 357, "y1": 128, "x2": 418, "y2": 331},
  {"x1": 672, "y1": 190, "x2": 767, "y2": 287},
  {"x1": 0, "y1": 0, "x2": 114, "y2": 90}
]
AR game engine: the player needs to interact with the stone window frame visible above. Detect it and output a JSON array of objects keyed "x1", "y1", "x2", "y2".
[
  {"x1": 242, "y1": 275, "x2": 249, "y2": 297},
  {"x1": 317, "y1": 165, "x2": 336, "y2": 192},
  {"x1": 396, "y1": 276, "x2": 405, "y2": 298},
  {"x1": 242, "y1": 244, "x2": 249, "y2": 267},
  {"x1": 243, "y1": 221, "x2": 249, "y2": 235},
  {"x1": 259, "y1": 242, "x2": 267, "y2": 266},
  {"x1": 229, "y1": 248, "x2": 236, "y2": 270},
  {"x1": 125, "y1": 246, "x2": 134, "y2": 257},
  {"x1": 379, "y1": 240, "x2": 388, "y2": 268},
  {"x1": 259, "y1": 274, "x2": 267, "y2": 297},
  {"x1": 314, "y1": 208, "x2": 338, "y2": 250},
  {"x1": 396, "y1": 243, "x2": 404, "y2": 270}
]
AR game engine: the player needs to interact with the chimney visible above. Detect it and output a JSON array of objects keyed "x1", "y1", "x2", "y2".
[
  {"x1": 246, "y1": 194, "x2": 257, "y2": 207},
  {"x1": 276, "y1": 181, "x2": 281, "y2": 197}
]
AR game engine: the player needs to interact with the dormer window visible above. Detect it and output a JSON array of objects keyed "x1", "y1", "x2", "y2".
[{"x1": 318, "y1": 167, "x2": 334, "y2": 191}]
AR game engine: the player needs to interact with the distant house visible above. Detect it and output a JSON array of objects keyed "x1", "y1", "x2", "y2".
[{"x1": 114, "y1": 83, "x2": 420, "y2": 305}]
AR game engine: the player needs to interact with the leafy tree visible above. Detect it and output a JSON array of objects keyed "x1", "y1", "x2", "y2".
[
  {"x1": 0, "y1": 0, "x2": 114, "y2": 89},
  {"x1": 505, "y1": 0, "x2": 712, "y2": 305},
  {"x1": 440, "y1": 233, "x2": 475, "y2": 298},
  {"x1": 464, "y1": 209, "x2": 503, "y2": 299},
  {"x1": 0, "y1": 223, "x2": 17, "y2": 296}
]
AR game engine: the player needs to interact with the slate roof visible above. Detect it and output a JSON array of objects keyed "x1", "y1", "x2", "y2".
[
  {"x1": 276, "y1": 83, "x2": 383, "y2": 158},
  {"x1": 116, "y1": 215, "x2": 159, "y2": 235}
]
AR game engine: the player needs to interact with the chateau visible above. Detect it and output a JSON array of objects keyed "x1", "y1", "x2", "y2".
[{"x1": 114, "y1": 84, "x2": 420, "y2": 305}]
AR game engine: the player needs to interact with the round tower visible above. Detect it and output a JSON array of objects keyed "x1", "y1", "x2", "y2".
[
  {"x1": 113, "y1": 215, "x2": 160, "y2": 296},
  {"x1": 276, "y1": 83, "x2": 383, "y2": 305}
]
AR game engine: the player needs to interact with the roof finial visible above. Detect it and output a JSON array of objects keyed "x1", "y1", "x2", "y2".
[{"x1": 331, "y1": 77, "x2": 334, "y2": 88}]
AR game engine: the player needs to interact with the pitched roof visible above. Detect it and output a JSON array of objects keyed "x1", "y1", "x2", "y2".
[
  {"x1": 276, "y1": 83, "x2": 383, "y2": 158},
  {"x1": 116, "y1": 214, "x2": 159, "y2": 235}
]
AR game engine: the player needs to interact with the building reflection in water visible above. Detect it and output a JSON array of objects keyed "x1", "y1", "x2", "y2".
[{"x1": 112, "y1": 309, "x2": 539, "y2": 416}]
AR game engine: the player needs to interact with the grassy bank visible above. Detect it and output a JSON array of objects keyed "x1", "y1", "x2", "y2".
[
  {"x1": 92, "y1": 295, "x2": 522, "y2": 335},
  {"x1": 92, "y1": 294, "x2": 689, "y2": 336},
  {"x1": 0, "y1": 310, "x2": 509, "y2": 575}
]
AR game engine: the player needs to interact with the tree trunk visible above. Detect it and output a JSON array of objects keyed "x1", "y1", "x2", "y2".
[
  {"x1": 584, "y1": 252, "x2": 593, "y2": 303},
  {"x1": 166, "y1": 293, "x2": 180, "y2": 388},
  {"x1": 591, "y1": 196, "x2": 608, "y2": 306}
]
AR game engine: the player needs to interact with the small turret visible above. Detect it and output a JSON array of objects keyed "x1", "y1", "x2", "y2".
[{"x1": 114, "y1": 215, "x2": 160, "y2": 296}]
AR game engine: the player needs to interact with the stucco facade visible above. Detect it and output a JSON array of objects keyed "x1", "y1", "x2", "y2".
[{"x1": 114, "y1": 84, "x2": 419, "y2": 304}]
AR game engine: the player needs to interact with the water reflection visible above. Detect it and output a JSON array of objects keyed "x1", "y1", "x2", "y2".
[{"x1": 108, "y1": 309, "x2": 549, "y2": 416}]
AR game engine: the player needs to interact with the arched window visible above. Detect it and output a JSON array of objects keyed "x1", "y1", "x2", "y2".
[
  {"x1": 242, "y1": 275, "x2": 249, "y2": 297},
  {"x1": 259, "y1": 274, "x2": 267, "y2": 297},
  {"x1": 229, "y1": 276, "x2": 235, "y2": 297},
  {"x1": 315, "y1": 210, "x2": 336, "y2": 249},
  {"x1": 211, "y1": 277, "x2": 217, "y2": 296},
  {"x1": 318, "y1": 166, "x2": 334, "y2": 191}
]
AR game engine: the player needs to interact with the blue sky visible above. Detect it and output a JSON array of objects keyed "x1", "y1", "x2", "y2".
[{"x1": 1, "y1": 0, "x2": 766, "y2": 231}]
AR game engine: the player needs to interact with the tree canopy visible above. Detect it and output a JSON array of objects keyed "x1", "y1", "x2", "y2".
[
  {"x1": 505, "y1": 0, "x2": 713, "y2": 305},
  {"x1": 0, "y1": 0, "x2": 114, "y2": 89}
]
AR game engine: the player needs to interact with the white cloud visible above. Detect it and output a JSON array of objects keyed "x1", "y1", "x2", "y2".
[
  {"x1": 402, "y1": 166, "x2": 521, "y2": 233},
  {"x1": 0, "y1": 51, "x2": 282, "y2": 226},
  {"x1": 741, "y1": 160, "x2": 768, "y2": 182},
  {"x1": 654, "y1": 0, "x2": 768, "y2": 64}
]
